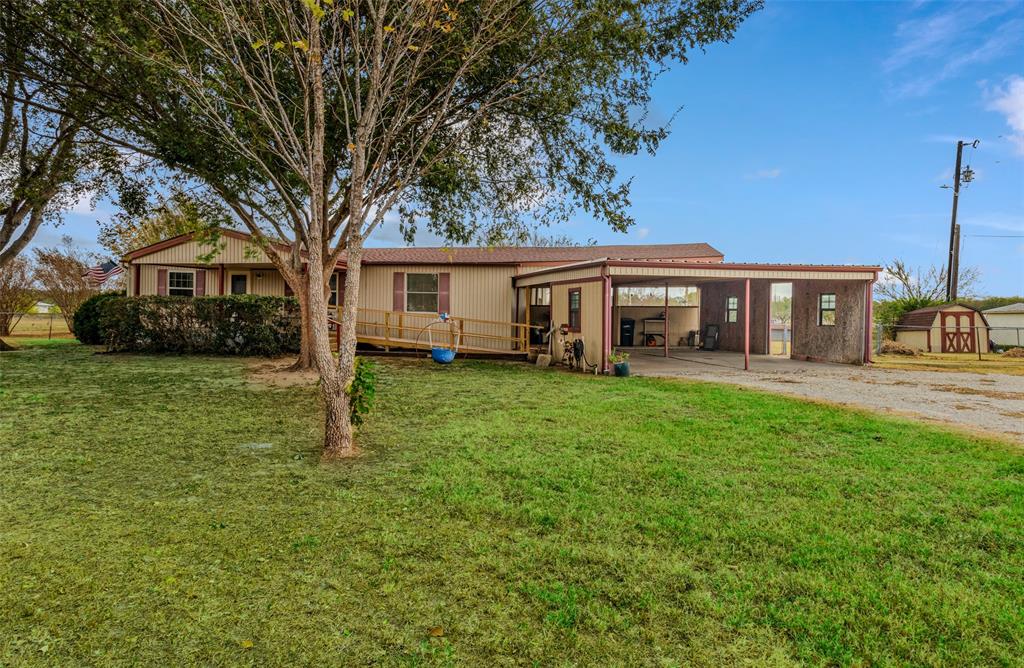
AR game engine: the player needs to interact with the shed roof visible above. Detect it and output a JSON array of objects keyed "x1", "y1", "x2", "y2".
[
  {"x1": 983, "y1": 302, "x2": 1024, "y2": 314},
  {"x1": 898, "y1": 303, "x2": 989, "y2": 330}
]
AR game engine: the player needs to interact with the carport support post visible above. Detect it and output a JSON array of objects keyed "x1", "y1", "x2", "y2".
[
  {"x1": 744, "y1": 278, "x2": 750, "y2": 371},
  {"x1": 664, "y1": 283, "x2": 669, "y2": 358}
]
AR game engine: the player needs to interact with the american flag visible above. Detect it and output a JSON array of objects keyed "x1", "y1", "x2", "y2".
[{"x1": 84, "y1": 261, "x2": 124, "y2": 287}]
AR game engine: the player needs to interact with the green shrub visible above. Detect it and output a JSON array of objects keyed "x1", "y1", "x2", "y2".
[
  {"x1": 98, "y1": 295, "x2": 301, "y2": 355},
  {"x1": 73, "y1": 293, "x2": 122, "y2": 345},
  {"x1": 347, "y1": 357, "x2": 377, "y2": 426}
]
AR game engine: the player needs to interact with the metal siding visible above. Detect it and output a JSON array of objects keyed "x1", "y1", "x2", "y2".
[
  {"x1": 134, "y1": 236, "x2": 283, "y2": 265},
  {"x1": 357, "y1": 264, "x2": 518, "y2": 350},
  {"x1": 609, "y1": 266, "x2": 875, "y2": 281},
  {"x1": 137, "y1": 265, "x2": 286, "y2": 296},
  {"x1": 551, "y1": 282, "x2": 603, "y2": 356},
  {"x1": 515, "y1": 265, "x2": 602, "y2": 287}
]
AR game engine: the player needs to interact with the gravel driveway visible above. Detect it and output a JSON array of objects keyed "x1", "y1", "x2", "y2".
[{"x1": 627, "y1": 351, "x2": 1024, "y2": 443}]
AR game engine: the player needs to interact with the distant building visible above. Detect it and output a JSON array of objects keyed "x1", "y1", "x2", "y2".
[{"x1": 983, "y1": 303, "x2": 1024, "y2": 349}]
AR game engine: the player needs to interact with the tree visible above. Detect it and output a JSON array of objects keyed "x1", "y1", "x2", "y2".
[
  {"x1": 519, "y1": 231, "x2": 597, "y2": 248},
  {"x1": 0, "y1": 1, "x2": 128, "y2": 270},
  {"x1": 0, "y1": 255, "x2": 35, "y2": 337},
  {"x1": 770, "y1": 296, "x2": 791, "y2": 325},
  {"x1": 32, "y1": 236, "x2": 97, "y2": 333},
  {"x1": 98, "y1": 188, "x2": 226, "y2": 259},
  {"x1": 35, "y1": 0, "x2": 760, "y2": 458},
  {"x1": 877, "y1": 259, "x2": 980, "y2": 302}
]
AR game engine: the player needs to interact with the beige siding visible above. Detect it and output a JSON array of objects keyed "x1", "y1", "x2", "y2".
[
  {"x1": 516, "y1": 264, "x2": 602, "y2": 287},
  {"x1": 357, "y1": 264, "x2": 515, "y2": 321},
  {"x1": 356, "y1": 264, "x2": 518, "y2": 350},
  {"x1": 614, "y1": 306, "x2": 699, "y2": 346},
  {"x1": 134, "y1": 235, "x2": 287, "y2": 265},
  {"x1": 895, "y1": 330, "x2": 930, "y2": 352},
  {"x1": 550, "y1": 281, "x2": 605, "y2": 361},
  {"x1": 136, "y1": 265, "x2": 287, "y2": 296}
]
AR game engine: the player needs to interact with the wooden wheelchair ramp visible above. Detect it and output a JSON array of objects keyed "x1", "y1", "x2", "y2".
[{"x1": 329, "y1": 308, "x2": 534, "y2": 356}]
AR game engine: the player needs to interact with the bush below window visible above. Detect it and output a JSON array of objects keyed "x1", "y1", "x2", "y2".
[{"x1": 99, "y1": 295, "x2": 301, "y2": 355}]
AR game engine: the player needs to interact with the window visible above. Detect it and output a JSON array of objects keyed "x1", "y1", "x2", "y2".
[
  {"x1": 530, "y1": 286, "x2": 551, "y2": 306},
  {"x1": 568, "y1": 288, "x2": 581, "y2": 332},
  {"x1": 329, "y1": 274, "x2": 339, "y2": 306},
  {"x1": 406, "y1": 273, "x2": 438, "y2": 313},
  {"x1": 616, "y1": 286, "x2": 698, "y2": 307},
  {"x1": 818, "y1": 293, "x2": 836, "y2": 326},
  {"x1": 230, "y1": 273, "x2": 248, "y2": 295},
  {"x1": 726, "y1": 296, "x2": 738, "y2": 323},
  {"x1": 168, "y1": 271, "x2": 194, "y2": 297}
]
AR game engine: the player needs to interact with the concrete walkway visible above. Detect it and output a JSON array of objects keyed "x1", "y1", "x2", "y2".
[{"x1": 626, "y1": 349, "x2": 1024, "y2": 443}]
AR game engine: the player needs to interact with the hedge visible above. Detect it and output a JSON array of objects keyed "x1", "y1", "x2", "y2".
[
  {"x1": 98, "y1": 295, "x2": 301, "y2": 355},
  {"x1": 74, "y1": 293, "x2": 123, "y2": 345}
]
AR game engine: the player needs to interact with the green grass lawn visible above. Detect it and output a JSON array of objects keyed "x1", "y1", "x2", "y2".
[{"x1": 1, "y1": 340, "x2": 1022, "y2": 665}]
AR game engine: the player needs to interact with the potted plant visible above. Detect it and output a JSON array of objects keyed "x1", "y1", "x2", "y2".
[{"x1": 609, "y1": 350, "x2": 630, "y2": 376}]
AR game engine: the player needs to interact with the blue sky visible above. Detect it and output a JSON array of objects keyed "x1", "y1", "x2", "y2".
[{"x1": 49, "y1": 0, "x2": 1024, "y2": 296}]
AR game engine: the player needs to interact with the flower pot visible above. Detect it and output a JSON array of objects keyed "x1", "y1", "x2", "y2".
[{"x1": 613, "y1": 361, "x2": 630, "y2": 377}]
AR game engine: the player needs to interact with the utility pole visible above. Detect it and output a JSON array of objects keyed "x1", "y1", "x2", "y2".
[{"x1": 945, "y1": 139, "x2": 978, "y2": 302}]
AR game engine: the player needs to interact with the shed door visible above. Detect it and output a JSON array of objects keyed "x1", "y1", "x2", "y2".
[{"x1": 940, "y1": 312, "x2": 974, "y2": 353}]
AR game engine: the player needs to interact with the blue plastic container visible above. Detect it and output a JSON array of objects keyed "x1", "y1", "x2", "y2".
[{"x1": 431, "y1": 347, "x2": 456, "y2": 364}]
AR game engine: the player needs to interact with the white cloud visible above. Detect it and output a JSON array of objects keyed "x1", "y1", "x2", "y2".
[
  {"x1": 633, "y1": 227, "x2": 650, "y2": 240},
  {"x1": 745, "y1": 168, "x2": 782, "y2": 180},
  {"x1": 884, "y1": 3, "x2": 1023, "y2": 98},
  {"x1": 960, "y1": 212, "x2": 1024, "y2": 233},
  {"x1": 985, "y1": 75, "x2": 1024, "y2": 155}
]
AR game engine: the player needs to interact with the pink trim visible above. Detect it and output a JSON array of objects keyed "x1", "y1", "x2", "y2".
[
  {"x1": 438, "y1": 272, "x2": 450, "y2": 314},
  {"x1": 156, "y1": 268, "x2": 168, "y2": 296},
  {"x1": 516, "y1": 260, "x2": 881, "y2": 282},
  {"x1": 393, "y1": 272, "x2": 405, "y2": 311},
  {"x1": 601, "y1": 268, "x2": 611, "y2": 372},
  {"x1": 864, "y1": 280, "x2": 873, "y2": 363},
  {"x1": 744, "y1": 278, "x2": 750, "y2": 371},
  {"x1": 664, "y1": 284, "x2": 669, "y2": 358}
]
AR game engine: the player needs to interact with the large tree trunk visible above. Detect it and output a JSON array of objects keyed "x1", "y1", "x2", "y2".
[
  {"x1": 322, "y1": 237, "x2": 363, "y2": 460},
  {"x1": 291, "y1": 274, "x2": 317, "y2": 371}
]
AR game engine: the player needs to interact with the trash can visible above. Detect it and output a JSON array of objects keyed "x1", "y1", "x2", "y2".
[{"x1": 620, "y1": 317, "x2": 635, "y2": 347}]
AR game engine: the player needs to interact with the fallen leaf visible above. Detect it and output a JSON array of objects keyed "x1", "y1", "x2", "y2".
[
  {"x1": 428, "y1": 626, "x2": 444, "y2": 637},
  {"x1": 240, "y1": 639, "x2": 254, "y2": 649}
]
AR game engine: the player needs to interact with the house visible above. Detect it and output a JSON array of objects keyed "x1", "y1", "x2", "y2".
[
  {"x1": 983, "y1": 303, "x2": 1024, "y2": 349},
  {"x1": 894, "y1": 303, "x2": 990, "y2": 354},
  {"x1": 122, "y1": 228, "x2": 880, "y2": 369}
]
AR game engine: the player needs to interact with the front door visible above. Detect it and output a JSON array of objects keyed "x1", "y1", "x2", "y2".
[
  {"x1": 230, "y1": 273, "x2": 248, "y2": 295},
  {"x1": 941, "y1": 312, "x2": 974, "y2": 353}
]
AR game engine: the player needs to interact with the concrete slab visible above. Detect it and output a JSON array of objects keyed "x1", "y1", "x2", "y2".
[{"x1": 623, "y1": 348, "x2": 1024, "y2": 443}]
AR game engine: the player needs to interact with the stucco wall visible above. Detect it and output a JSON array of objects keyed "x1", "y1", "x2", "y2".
[
  {"x1": 791, "y1": 279, "x2": 866, "y2": 363},
  {"x1": 698, "y1": 280, "x2": 771, "y2": 354}
]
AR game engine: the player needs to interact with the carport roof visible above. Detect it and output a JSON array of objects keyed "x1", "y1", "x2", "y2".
[{"x1": 514, "y1": 258, "x2": 880, "y2": 285}]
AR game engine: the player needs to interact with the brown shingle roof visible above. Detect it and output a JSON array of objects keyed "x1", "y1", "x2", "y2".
[
  {"x1": 357, "y1": 243, "x2": 723, "y2": 265},
  {"x1": 898, "y1": 303, "x2": 986, "y2": 330}
]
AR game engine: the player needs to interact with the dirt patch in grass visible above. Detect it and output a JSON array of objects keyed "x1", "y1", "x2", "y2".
[
  {"x1": 929, "y1": 384, "x2": 1024, "y2": 401},
  {"x1": 247, "y1": 358, "x2": 321, "y2": 387}
]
